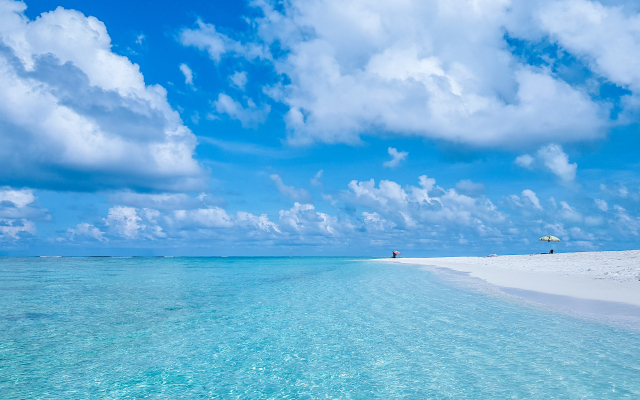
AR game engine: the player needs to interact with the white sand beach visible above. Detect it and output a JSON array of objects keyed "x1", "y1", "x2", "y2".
[{"x1": 382, "y1": 251, "x2": 640, "y2": 310}]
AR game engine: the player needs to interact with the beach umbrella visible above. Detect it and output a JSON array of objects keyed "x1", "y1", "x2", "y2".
[
  {"x1": 539, "y1": 235, "x2": 560, "y2": 254},
  {"x1": 392, "y1": 250, "x2": 401, "y2": 258}
]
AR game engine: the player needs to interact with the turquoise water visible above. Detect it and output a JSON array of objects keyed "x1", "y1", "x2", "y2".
[{"x1": 1, "y1": 257, "x2": 639, "y2": 399}]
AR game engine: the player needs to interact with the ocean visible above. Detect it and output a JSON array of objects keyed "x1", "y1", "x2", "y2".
[{"x1": 1, "y1": 257, "x2": 639, "y2": 398}]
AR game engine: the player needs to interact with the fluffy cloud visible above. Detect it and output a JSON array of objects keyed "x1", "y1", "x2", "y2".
[
  {"x1": 108, "y1": 191, "x2": 225, "y2": 210},
  {"x1": 0, "y1": 1, "x2": 204, "y2": 191},
  {"x1": 173, "y1": 208, "x2": 234, "y2": 229},
  {"x1": 514, "y1": 154, "x2": 535, "y2": 169},
  {"x1": 537, "y1": 0, "x2": 640, "y2": 93},
  {"x1": 178, "y1": 19, "x2": 266, "y2": 62},
  {"x1": 181, "y1": 0, "x2": 634, "y2": 147},
  {"x1": 383, "y1": 147, "x2": 408, "y2": 168},
  {"x1": 104, "y1": 206, "x2": 144, "y2": 239},
  {"x1": 58, "y1": 173, "x2": 640, "y2": 252},
  {"x1": 68, "y1": 223, "x2": 106, "y2": 242},
  {"x1": 346, "y1": 175, "x2": 505, "y2": 231},
  {"x1": 278, "y1": 202, "x2": 348, "y2": 236},
  {"x1": 213, "y1": 93, "x2": 270, "y2": 128},
  {"x1": 456, "y1": 179, "x2": 485, "y2": 196},
  {"x1": 179, "y1": 63, "x2": 194, "y2": 85},
  {"x1": 237, "y1": 211, "x2": 281, "y2": 233},
  {"x1": 521, "y1": 189, "x2": 542, "y2": 210},
  {"x1": 594, "y1": 198, "x2": 608, "y2": 212},
  {"x1": 0, "y1": 187, "x2": 46, "y2": 240},
  {"x1": 310, "y1": 170, "x2": 324, "y2": 187},
  {"x1": 270, "y1": 174, "x2": 313, "y2": 202},
  {"x1": 230, "y1": 71, "x2": 248, "y2": 90},
  {"x1": 515, "y1": 144, "x2": 577, "y2": 182},
  {"x1": 537, "y1": 144, "x2": 577, "y2": 182}
]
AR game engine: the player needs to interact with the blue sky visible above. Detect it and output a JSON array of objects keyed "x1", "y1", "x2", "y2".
[{"x1": 1, "y1": 0, "x2": 640, "y2": 256}]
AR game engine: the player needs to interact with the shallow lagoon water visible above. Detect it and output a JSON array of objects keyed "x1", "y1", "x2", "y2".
[{"x1": 1, "y1": 257, "x2": 639, "y2": 398}]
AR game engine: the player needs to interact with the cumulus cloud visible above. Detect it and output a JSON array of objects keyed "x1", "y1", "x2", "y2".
[
  {"x1": 521, "y1": 189, "x2": 542, "y2": 210},
  {"x1": 178, "y1": 19, "x2": 266, "y2": 62},
  {"x1": 181, "y1": 0, "x2": 630, "y2": 147},
  {"x1": 537, "y1": 0, "x2": 640, "y2": 93},
  {"x1": 173, "y1": 208, "x2": 234, "y2": 229},
  {"x1": 60, "y1": 173, "x2": 640, "y2": 251},
  {"x1": 270, "y1": 174, "x2": 313, "y2": 202},
  {"x1": 611, "y1": 205, "x2": 640, "y2": 236},
  {"x1": 515, "y1": 144, "x2": 577, "y2": 182},
  {"x1": 0, "y1": 2, "x2": 204, "y2": 191},
  {"x1": 558, "y1": 201, "x2": 582, "y2": 223},
  {"x1": 455, "y1": 179, "x2": 485, "y2": 196},
  {"x1": 104, "y1": 206, "x2": 144, "y2": 238},
  {"x1": 383, "y1": 147, "x2": 408, "y2": 168},
  {"x1": 310, "y1": 170, "x2": 324, "y2": 187},
  {"x1": 213, "y1": 93, "x2": 270, "y2": 128},
  {"x1": 230, "y1": 71, "x2": 248, "y2": 90},
  {"x1": 537, "y1": 144, "x2": 577, "y2": 182},
  {"x1": 237, "y1": 211, "x2": 281, "y2": 233},
  {"x1": 0, "y1": 187, "x2": 46, "y2": 240},
  {"x1": 362, "y1": 211, "x2": 396, "y2": 232},
  {"x1": 594, "y1": 198, "x2": 608, "y2": 212},
  {"x1": 514, "y1": 154, "x2": 535, "y2": 169},
  {"x1": 346, "y1": 175, "x2": 504, "y2": 231},
  {"x1": 108, "y1": 191, "x2": 225, "y2": 210},
  {"x1": 279, "y1": 202, "x2": 347, "y2": 236},
  {"x1": 68, "y1": 223, "x2": 106, "y2": 242},
  {"x1": 179, "y1": 63, "x2": 194, "y2": 85}
]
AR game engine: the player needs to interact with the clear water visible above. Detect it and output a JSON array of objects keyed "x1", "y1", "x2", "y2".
[{"x1": 1, "y1": 257, "x2": 639, "y2": 399}]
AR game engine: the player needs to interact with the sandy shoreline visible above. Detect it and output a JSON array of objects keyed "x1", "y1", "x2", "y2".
[{"x1": 379, "y1": 250, "x2": 640, "y2": 313}]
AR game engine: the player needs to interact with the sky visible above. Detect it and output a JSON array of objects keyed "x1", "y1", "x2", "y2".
[{"x1": 1, "y1": 0, "x2": 640, "y2": 256}]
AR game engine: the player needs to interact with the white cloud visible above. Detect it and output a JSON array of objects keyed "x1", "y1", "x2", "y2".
[
  {"x1": 383, "y1": 147, "x2": 408, "y2": 168},
  {"x1": 537, "y1": 144, "x2": 577, "y2": 182},
  {"x1": 178, "y1": 19, "x2": 266, "y2": 62},
  {"x1": 278, "y1": 202, "x2": 348, "y2": 236},
  {"x1": 611, "y1": 205, "x2": 640, "y2": 236},
  {"x1": 59, "y1": 171, "x2": 640, "y2": 250},
  {"x1": 270, "y1": 174, "x2": 312, "y2": 202},
  {"x1": 181, "y1": 0, "x2": 640, "y2": 150},
  {"x1": 108, "y1": 191, "x2": 225, "y2": 210},
  {"x1": 619, "y1": 186, "x2": 629, "y2": 198},
  {"x1": 559, "y1": 200, "x2": 582, "y2": 223},
  {"x1": 310, "y1": 169, "x2": 324, "y2": 187},
  {"x1": 173, "y1": 208, "x2": 234, "y2": 229},
  {"x1": 346, "y1": 176, "x2": 504, "y2": 230},
  {"x1": 594, "y1": 198, "x2": 608, "y2": 212},
  {"x1": 213, "y1": 93, "x2": 270, "y2": 128},
  {"x1": 0, "y1": 2, "x2": 203, "y2": 191},
  {"x1": 0, "y1": 187, "x2": 46, "y2": 240},
  {"x1": 0, "y1": 220, "x2": 35, "y2": 239},
  {"x1": 514, "y1": 154, "x2": 535, "y2": 169},
  {"x1": 179, "y1": 63, "x2": 194, "y2": 85},
  {"x1": 537, "y1": 0, "x2": 640, "y2": 92},
  {"x1": 194, "y1": 0, "x2": 609, "y2": 147},
  {"x1": 515, "y1": 144, "x2": 577, "y2": 182},
  {"x1": 230, "y1": 71, "x2": 248, "y2": 90},
  {"x1": 362, "y1": 211, "x2": 395, "y2": 231},
  {"x1": 0, "y1": 187, "x2": 35, "y2": 209},
  {"x1": 521, "y1": 189, "x2": 542, "y2": 210},
  {"x1": 104, "y1": 206, "x2": 144, "y2": 239},
  {"x1": 456, "y1": 179, "x2": 485, "y2": 196},
  {"x1": 237, "y1": 211, "x2": 281, "y2": 233},
  {"x1": 68, "y1": 223, "x2": 106, "y2": 242}
]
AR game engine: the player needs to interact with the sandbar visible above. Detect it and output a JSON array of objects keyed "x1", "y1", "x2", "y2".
[{"x1": 380, "y1": 250, "x2": 640, "y2": 316}]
